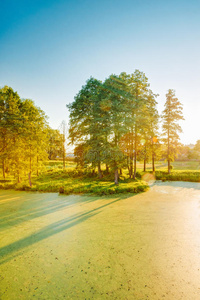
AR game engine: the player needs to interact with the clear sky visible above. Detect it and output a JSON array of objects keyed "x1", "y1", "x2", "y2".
[{"x1": 0, "y1": 0, "x2": 200, "y2": 145}]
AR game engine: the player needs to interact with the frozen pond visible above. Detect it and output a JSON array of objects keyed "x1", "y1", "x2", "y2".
[{"x1": 1, "y1": 182, "x2": 200, "y2": 299}]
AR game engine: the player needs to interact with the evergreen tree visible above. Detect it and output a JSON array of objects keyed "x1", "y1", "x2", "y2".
[
  {"x1": 68, "y1": 78, "x2": 109, "y2": 178},
  {"x1": 67, "y1": 71, "x2": 159, "y2": 183},
  {"x1": 103, "y1": 74, "x2": 129, "y2": 184},
  {"x1": 162, "y1": 89, "x2": 184, "y2": 174},
  {"x1": 119, "y1": 70, "x2": 150, "y2": 178},
  {"x1": 145, "y1": 90, "x2": 160, "y2": 172}
]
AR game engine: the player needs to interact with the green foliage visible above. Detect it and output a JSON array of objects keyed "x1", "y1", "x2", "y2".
[
  {"x1": 47, "y1": 128, "x2": 63, "y2": 160},
  {"x1": 187, "y1": 141, "x2": 200, "y2": 160},
  {"x1": 162, "y1": 89, "x2": 184, "y2": 173},
  {"x1": 0, "y1": 164, "x2": 149, "y2": 195},
  {"x1": 155, "y1": 170, "x2": 200, "y2": 182},
  {"x1": 68, "y1": 70, "x2": 160, "y2": 183},
  {"x1": 0, "y1": 86, "x2": 50, "y2": 184},
  {"x1": 32, "y1": 174, "x2": 149, "y2": 196}
]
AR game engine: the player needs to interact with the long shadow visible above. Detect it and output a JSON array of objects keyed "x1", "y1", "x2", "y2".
[
  {"x1": 0, "y1": 196, "x2": 128, "y2": 265},
  {"x1": 0, "y1": 192, "x2": 103, "y2": 230}
]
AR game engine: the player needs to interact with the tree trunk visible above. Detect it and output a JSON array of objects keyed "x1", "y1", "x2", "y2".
[
  {"x1": 168, "y1": 160, "x2": 171, "y2": 174},
  {"x1": 114, "y1": 168, "x2": 119, "y2": 185},
  {"x1": 133, "y1": 151, "x2": 137, "y2": 179},
  {"x1": 2, "y1": 160, "x2": 5, "y2": 179},
  {"x1": 133, "y1": 86, "x2": 139, "y2": 180},
  {"x1": 129, "y1": 133, "x2": 133, "y2": 178},
  {"x1": 167, "y1": 127, "x2": 170, "y2": 174},
  {"x1": 119, "y1": 168, "x2": 122, "y2": 175},
  {"x1": 98, "y1": 161, "x2": 102, "y2": 178},
  {"x1": 63, "y1": 146, "x2": 65, "y2": 169},
  {"x1": 37, "y1": 155, "x2": 39, "y2": 176},
  {"x1": 152, "y1": 154, "x2": 155, "y2": 172},
  {"x1": 143, "y1": 159, "x2": 146, "y2": 172},
  {"x1": 130, "y1": 154, "x2": 133, "y2": 178},
  {"x1": 29, "y1": 156, "x2": 32, "y2": 186},
  {"x1": 28, "y1": 172, "x2": 32, "y2": 186},
  {"x1": 127, "y1": 156, "x2": 130, "y2": 176},
  {"x1": 106, "y1": 164, "x2": 109, "y2": 174},
  {"x1": 133, "y1": 127, "x2": 137, "y2": 179}
]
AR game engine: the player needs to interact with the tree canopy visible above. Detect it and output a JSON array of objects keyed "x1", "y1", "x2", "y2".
[
  {"x1": 67, "y1": 70, "x2": 162, "y2": 183},
  {"x1": 0, "y1": 86, "x2": 50, "y2": 184},
  {"x1": 162, "y1": 89, "x2": 184, "y2": 173}
]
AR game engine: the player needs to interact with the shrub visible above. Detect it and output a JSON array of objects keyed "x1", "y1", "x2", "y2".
[
  {"x1": 59, "y1": 186, "x2": 65, "y2": 193},
  {"x1": 15, "y1": 183, "x2": 31, "y2": 191}
]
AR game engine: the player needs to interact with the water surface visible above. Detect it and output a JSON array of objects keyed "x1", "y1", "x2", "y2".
[{"x1": 1, "y1": 182, "x2": 200, "y2": 299}]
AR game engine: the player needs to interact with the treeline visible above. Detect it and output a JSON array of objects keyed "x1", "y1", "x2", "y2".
[
  {"x1": 177, "y1": 141, "x2": 200, "y2": 161},
  {"x1": 0, "y1": 86, "x2": 64, "y2": 184},
  {"x1": 68, "y1": 70, "x2": 184, "y2": 183}
]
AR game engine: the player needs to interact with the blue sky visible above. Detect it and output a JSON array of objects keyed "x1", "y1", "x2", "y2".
[{"x1": 0, "y1": 0, "x2": 200, "y2": 144}]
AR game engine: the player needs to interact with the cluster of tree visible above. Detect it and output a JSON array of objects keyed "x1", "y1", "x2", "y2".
[
  {"x1": 0, "y1": 86, "x2": 65, "y2": 184},
  {"x1": 68, "y1": 70, "x2": 184, "y2": 183},
  {"x1": 177, "y1": 141, "x2": 200, "y2": 161},
  {"x1": 188, "y1": 140, "x2": 200, "y2": 160}
]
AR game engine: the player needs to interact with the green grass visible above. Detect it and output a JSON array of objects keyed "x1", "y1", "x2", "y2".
[
  {"x1": 136, "y1": 161, "x2": 200, "y2": 183},
  {"x1": 154, "y1": 170, "x2": 200, "y2": 182},
  {"x1": 0, "y1": 167, "x2": 149, "y2": 195},
  {"x1": 32, "y1": 168, "x2": 149, "y2": 195},
  {"x1": 137, "y1": 160, "x2": 200, "y2": 171},
  {"x1": 1, "y1": 160, "x2": 200, "y2": 194}
]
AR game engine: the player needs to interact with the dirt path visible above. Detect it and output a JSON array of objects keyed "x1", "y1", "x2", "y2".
[{"x1": 0, "y1": 182, "x2": 200, "y2": 299}]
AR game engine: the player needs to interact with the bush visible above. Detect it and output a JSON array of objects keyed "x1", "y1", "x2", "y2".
[
  {"x1": 15, "y1": 183, "x2": 31, "y2": 191},
  {"x1": 155, "y1": 170, "x2": 200, "y2": 182},
  {"x1": 59, "y1": 186, "x2": 65, "y2": 193}
]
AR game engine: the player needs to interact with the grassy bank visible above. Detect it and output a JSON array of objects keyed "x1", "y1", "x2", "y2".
[
  {"x1": 0, "y1": 168, "x2": 149, "y2": 195},
  {"x1": 155, "y1": 170, "x2": 200, "y2": 182},
  {"x1": 135, "y1": 169, "x2": 200, "y2": 183},
  {"x1": 1, "y1": 160, "x2": 200, "y2": 195}
]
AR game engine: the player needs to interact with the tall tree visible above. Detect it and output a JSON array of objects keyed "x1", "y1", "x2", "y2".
[
  {"x1": 58, "y1": 121, "x2": 67, "y2": 169},
  {"x1": 0, "y1": 86, "x2": 49, "y2": 183},
  {"x1": 19, "y1": 99, "x2": 48, "y2": 185},
  {"x1": 162, "y1": 89, "x2": 184, "y2": 174},
  {"x1": 119, "y1": 70, "x2": 150, "y2": 179},
  {"x1": 0, "y1": 86, "x2": 22, "y2": 178},
  {"x1": 103, "y1": 74, "x2": 128, "y2": 184},
  {"x1": 145, "y1": 90, "x2": 160, "y2": 172},
  {"x1": 47, "y1": 128, "x2": 63, "y2": 160},
  {"x1": 68, "y1": 78, "x2": 109, "y2": 178},
  {"x1": 67, "y1": 71, "x2": 159, "y2": 183}
]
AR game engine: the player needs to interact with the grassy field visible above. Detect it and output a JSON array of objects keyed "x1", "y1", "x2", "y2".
[
  {"x1": 137, "y1": 160, "x2": 200, "y2": 171},
  {"x1": 43, "y1": 160, "x2": 200, "y2": 172},
  {"x1": 0, "y1": 160, "x2": 200, "y2": 194},
  {"x1": 137, "y1": 161, "x2": 200, "y2": 183},
  {"x1": 0, "y1": 161, "x2": 149, "y2": 195}
]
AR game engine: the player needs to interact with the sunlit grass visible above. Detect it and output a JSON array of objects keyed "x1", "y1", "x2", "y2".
[
  {"x1": 30, "y1": 168, "x2": 149, "y2": 195},
  {"x1": 137, "y1": 161, "x2": 200, "y2": 171},
  {"x1": 0, "y1": 163, "x2": 149, "y2": 195},
  {"x1": 1, "y1": 160, "x2": 200, "y2": 193}
]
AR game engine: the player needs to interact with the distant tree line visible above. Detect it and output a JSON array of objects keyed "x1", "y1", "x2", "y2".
[
  {"x1": 68, "y1": 70, "x2": 184, "y2": 183},
  {"x1": 0, "y1": 86, "x2": 64, "y2": 184},
  {"x1": 177, "y1": 141, "x2": 200, "y2": 161},
  {"x1": 0, "y1": 71, "x2": 186, "y2": 185}
]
